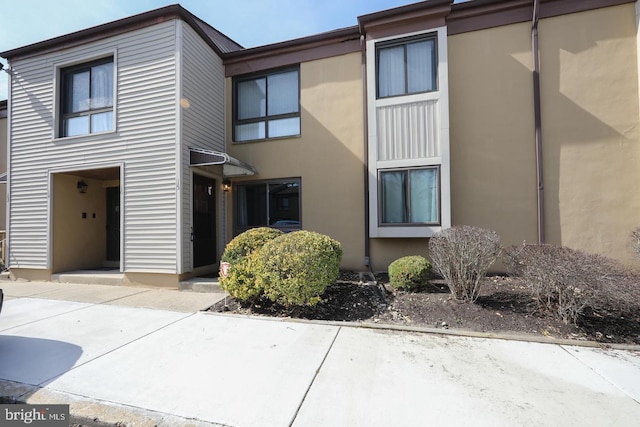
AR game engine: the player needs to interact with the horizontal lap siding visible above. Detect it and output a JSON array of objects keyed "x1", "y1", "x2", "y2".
[
  {"x1": 180, "y1": 24, "x2": 226, "y2": 272},
  {"x1": 9, "y1": 21, "x2": 179, "y2": 272}
]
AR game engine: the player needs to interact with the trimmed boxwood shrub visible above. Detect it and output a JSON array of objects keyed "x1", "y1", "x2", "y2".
[
  {"x1": 219, "y1": 227, "x2": 283, "y2": 302},
  {"x1": 255, "y1": 230, "x2": 343, "y2": 307},
  {"x1": 388, "y1": 256, "x2": 431, "y2": 291}
]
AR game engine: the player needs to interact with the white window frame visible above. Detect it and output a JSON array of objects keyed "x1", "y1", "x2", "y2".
[
  {"x1": 367, "y1": 26, "x2": 450, "y2": 238},
  {"x1": 53, "y1": 50, "x2": 118, "y2": 140}
]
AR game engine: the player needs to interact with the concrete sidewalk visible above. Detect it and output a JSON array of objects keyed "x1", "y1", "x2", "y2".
[{"x1": 1, "y1": 280, "x2": 640, "y2": 426}]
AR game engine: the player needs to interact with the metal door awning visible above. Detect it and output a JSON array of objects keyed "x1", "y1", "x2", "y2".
[{"x1": 189, "y1": 148, "x2": 257, "y2": 177}]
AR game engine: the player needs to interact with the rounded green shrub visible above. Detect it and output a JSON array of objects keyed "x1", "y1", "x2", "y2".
[
  {"x1": 388, "y1": 256, "x2": 431, "y2": 291},
  {"x1": 255, "y1": 230, "x2": 343, "y2": 307},
  {"x1": 219, "y1": 227, "x2": 283, "y2": 302}
]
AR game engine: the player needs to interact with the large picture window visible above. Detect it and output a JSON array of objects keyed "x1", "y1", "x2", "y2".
[
  {"x1": 235, "y1": 179, "x2": 301, "y2": 233},
  {"x1": 233, "y1": 67, "x2": 300, "y2": 142},
  {"x1": 377, "y1": 36, "x2": 436, "y2": 98},
  {"x1": 60, "y1": 57, "x2": 114, "y2": 137},
  {"x1": 380, "y1": 167, "x2": 439, "y2": 225}
]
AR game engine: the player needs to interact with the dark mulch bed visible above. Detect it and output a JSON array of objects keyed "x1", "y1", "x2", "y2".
[{"x1": 209, "y1": 271, "x2": 640, "y2": 345}]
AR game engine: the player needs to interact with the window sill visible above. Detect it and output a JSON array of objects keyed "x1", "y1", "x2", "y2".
[
  {"x1": 370, "y1": 225, "x2": 442, "y2": 238},
  {"x1": 231, "y1": 134, "x2": 302, "y2": 145},
  {"x1": 53, "y1": 129, "x2": 117, "y2": 143}
]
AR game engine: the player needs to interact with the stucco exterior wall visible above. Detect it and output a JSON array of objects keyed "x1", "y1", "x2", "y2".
[
  {"x1": 52, "y1": 173, "x2": 107, "y2": 272},
  {"x1": 448, "y1": 21, "x2": 538, "y2": 251},
  {"x1": 448, "y1": 3, "x2": 640, "y2": 269},
  {"x1": 539, "y1": 4, "x2": 640, "y2": 266},
  {"x1": 226, "y1": 52, "x2": 366, "y2": 270}
]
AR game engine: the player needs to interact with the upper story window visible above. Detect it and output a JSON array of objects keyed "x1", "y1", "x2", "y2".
[
  {"x1": 233, "y1": 67, "x2": 300, "y2": 142},
  {"x1": 377, "y1": 35, "x2": 437, "y2": 98},
  {"x1": 60, "y1": 57, "x2": 114, "y2": 137}
]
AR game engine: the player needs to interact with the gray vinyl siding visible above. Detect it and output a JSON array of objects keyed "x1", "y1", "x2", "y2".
[
  {"x1": 8, "y1": 20, "x2": 180, "y2": 272},
  {"x1": 180, "y1": 23, "x2": 226, "y2": 272}
]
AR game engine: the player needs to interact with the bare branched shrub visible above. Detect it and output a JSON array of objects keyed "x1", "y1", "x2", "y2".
[
  {"x1": 429, "y1": 225, "x2": 501, "y2": 302},
  {"x1": 632, "y1": 228, "x2": 640, "y2": 259},
  {"x1": 504, "y1": 244, "x2": 638, "y2": 324}
]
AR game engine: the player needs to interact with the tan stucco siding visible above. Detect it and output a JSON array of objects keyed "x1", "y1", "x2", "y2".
[
  {"x1": 226, "y1": 52, "x2": 366, "y2": 270},
  {"x1": 539, "y1": 4, "x2": 640, "y2": 266},
  {"x1": 52, "y1": 174, "x2": 107, "y2": 272},
  {"x1": 448, "y1": 21, "x2": 538, "y2": 252},
  {"x1": 448, "y1": 3, "x2": 640, "y2": 268}
]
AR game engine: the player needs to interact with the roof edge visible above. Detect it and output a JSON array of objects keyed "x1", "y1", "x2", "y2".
[
  {"x1": 224, "y1": 26, "x2": 360, "y2": 61},
  {"x1": 358, "y1": 0, "x2": 452, "y2": 33},
  {"x1": 447, "y1": 0, "x2": 636, "y2": 35},
  {"x1": 0, "y1": 4, "x2": 242, "y2": 60}
]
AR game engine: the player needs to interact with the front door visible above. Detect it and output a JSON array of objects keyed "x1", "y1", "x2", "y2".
[
  {"x1": 193, "y1": 174, "x2": 216, "y2": 267},
  {"x1": 106, "y1": 187, "x2": 120, "y2": 262}
]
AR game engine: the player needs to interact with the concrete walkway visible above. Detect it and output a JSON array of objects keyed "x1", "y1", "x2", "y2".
[{"x1": 1, "y1": 280, "x2": 640, "y2": 426}]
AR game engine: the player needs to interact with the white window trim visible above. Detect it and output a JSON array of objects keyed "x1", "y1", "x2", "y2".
[
  {"x1": 367, "y1": 26, "x2": 451, "y2": 238},
  {"x1": 52, "y1": 49, "x2": 118, "y2": 141}
]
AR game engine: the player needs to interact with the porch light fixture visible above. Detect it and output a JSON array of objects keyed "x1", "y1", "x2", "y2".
[
  {"x1": 77, "y1": 180, "x2": 88, "y2": 193},
  {"x1": 222, "y1": 181, "x2": 231, "y2": 192}
]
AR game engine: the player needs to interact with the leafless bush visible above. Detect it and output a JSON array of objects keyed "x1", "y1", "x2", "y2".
[
  {"x1": 504, "y1": 244, "x2": 638, "y2": 324},
  {"x1": 429, "y1": 225, "x2": 501, "y2": 303},
  {"x1": 632, "y1": 228, "x2": 640, "y2": 258}
]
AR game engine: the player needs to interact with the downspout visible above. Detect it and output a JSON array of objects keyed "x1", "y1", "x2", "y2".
[
  {"x1": 532, "y1": 0, "x2": 545, "y2": 244},
  {"x1": 361, "y1": 34, "x2": 375, "y2": 281},
  {"x1": 4, "y1": 62, "x2": 11, "y2": 272}
]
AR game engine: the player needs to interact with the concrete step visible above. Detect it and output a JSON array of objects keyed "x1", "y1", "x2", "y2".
[
  {"x1": 52, "y1": 270, "x2": 124, "y2": 286},
  {"x1": 179, "y1": 277, "x2": 222, "y2": 293}
]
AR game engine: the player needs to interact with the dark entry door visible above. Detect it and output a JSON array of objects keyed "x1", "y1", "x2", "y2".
[
  {"x1": 193, "y1": 174, "x2": 216, "y2": 267},
  {"x1": 106, "y1": 187, "x2": 120, "y2": 262}
]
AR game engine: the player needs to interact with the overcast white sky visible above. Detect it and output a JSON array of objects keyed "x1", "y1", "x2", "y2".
[{"x1": 0, "y1": 0, "x2": 472, "y2": 100}]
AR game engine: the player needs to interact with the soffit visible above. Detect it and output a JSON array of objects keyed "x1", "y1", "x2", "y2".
[{"x1": 72, "y1": 167, "x2": 121, "y2": 181}]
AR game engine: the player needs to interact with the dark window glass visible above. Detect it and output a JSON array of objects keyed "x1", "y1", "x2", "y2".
[
  {"x1": 234, "y1": 68, "x2": 300, "y2": 141},
  {"x1": 235, "y1": 179, "x2": 301, "y2": 233},
  {"x1": 380, "y1": 167, "x2": 439, "y2": 225},
  {"x1": 377, "y1": 37, "x2": 436, "y2": 98},
  {"x1": 60, "y1": 57, "x2": 114, "y2": 137}
]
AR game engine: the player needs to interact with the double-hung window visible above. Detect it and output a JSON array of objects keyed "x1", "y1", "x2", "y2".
[
  {"x1": 60, "y1": 57, "x2": 114, "y2": 137},
  {"x1": 233, "y1": 67, "x2": 300, "y2": 142},
  {"x1": 235, "y1": 178, "x2": 301, "y2": 234},
  {"x1": 380, "y1": 167, "x2": 439, "y2": 225},
  {"x1": 377, "y1": 35, "x2": 437, "y2": 98}
]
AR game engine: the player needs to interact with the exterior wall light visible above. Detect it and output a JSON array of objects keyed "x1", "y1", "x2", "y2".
[
  {"x1": 77, "y1": 180, "x2": 88, "y2": 193},
  {"x1": 222, "y1": 181, "x2": 231, "y2": 192}
]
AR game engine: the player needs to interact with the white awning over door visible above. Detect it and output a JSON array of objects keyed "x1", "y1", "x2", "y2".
[{"x1": 189, "y1": 147, "x2": 257, "y2": 177}]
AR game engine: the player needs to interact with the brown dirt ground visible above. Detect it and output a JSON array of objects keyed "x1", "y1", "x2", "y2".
[{"x1": 209, "y1": 271, "x2": 640, "y2": 345}]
